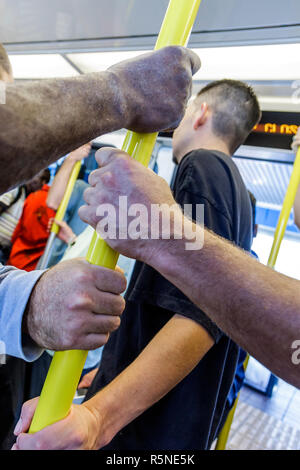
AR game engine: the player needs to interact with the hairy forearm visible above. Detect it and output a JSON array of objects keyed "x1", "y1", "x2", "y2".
[
  {"x1": 0, "y1": 72, "x2": 125, "y2": 192},
  {"x1": 85, "y1": 314, "x2": 213, "y2": 448},
  {"x1": 146, "y1": 223, "x2": 300, "y2": 388}
]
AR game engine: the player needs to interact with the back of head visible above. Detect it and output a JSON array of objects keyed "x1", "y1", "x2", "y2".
[
  {"x1": 0, "y1": 43, "x2": 12, "y2": 81},
  {"x1": 41, "y1": 168, "x2": 51, "y2": 184},
  {"x1": 25, "y1": 168, "x2": 51, "y2": 194},
  {"x1": 196, "y1": 79, "x2": 261, "y2": 154}
]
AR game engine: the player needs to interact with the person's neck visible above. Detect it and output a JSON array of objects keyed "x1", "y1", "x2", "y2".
[{"x1": 176, "y1": 139, "x2": 231, "y2": 164}]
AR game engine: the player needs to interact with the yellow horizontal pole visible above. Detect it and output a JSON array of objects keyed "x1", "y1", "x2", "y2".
[
  {"x1": 29, "y1": 0, "x2": 202, "y2": 434},
  {"x1": 216, "y1": 148, "x2": 300, "y2": 450}
]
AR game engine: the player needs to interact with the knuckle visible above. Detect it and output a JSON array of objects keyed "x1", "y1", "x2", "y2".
[
  {"x1": 88, "y1": 169, "x2": 100, "y2": 186},
  {"x1": 164, "y1": 45, "x2": 184, "y2": 62},
  {"x1": 73, "y1": 266, "x2": 92, "y2": 285},
  {"x1": 118, "y1": 152, "x2": 131, "y2": 169},
  {"x1": 101, "y1": 333, "x2": 110, "y2": 345},
  {"x1": 83, "y1": 186, "x2": 93, "y2": 203},
  {"x1": 62, "y1": 328, "x2": 77, "y2": 349},
  {"x1": 65, "y1": 293, "x2": 80, "y2": 311},
  {"x1": 101, "y1": 170, "x2": 115, "y2": 187},
  {"x1": 115, "y1": 296, "x2": 126, "y2": 315},
  {"x1": 119, "y1": 276, "x2": 127, "y2": 294},
  {"x1": 108, "y1": 315, "x2": 121, "y2": 332}
]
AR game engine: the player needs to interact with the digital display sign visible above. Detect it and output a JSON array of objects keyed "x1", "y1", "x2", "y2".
[
  {"x1": 252, "y1": 123, "x2": 298, "y2": 136},
  {"x1": 244, "y1": 111, "x2": 300, "y2": 150}
]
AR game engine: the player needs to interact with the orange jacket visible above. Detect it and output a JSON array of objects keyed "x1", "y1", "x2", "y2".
[{"x1": 8, "y1": 185, "x2": 55, "y2": 271}]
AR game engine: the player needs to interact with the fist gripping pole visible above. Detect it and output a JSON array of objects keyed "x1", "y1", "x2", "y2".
[{"x1": 29, "y1": 0, "x2": 202, "y2": 433}]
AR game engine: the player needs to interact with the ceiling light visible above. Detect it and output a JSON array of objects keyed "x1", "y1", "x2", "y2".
[{"x1": 9, "y1": 54, "x2": 80, "y2": 79}]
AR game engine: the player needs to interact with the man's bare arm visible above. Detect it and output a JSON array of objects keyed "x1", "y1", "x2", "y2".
[
  {"x1": 152, "y1": 227, "x2": 300, "y2": 389},
  {"x1": 46, "y1": 143, "x2": 91, "y2": 210},
  {"x1": 79, "y1": 148, "x2": 300, "y2": 388},
  {"x1": 0, "y1": 47, "x2": 200, "y2": 192},
  {"x1": 85, "y1": 314, "x2": 214, "y2": 449}
]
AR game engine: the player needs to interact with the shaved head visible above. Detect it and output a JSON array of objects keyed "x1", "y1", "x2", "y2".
[{"x1": 196, "y1": 79, "x2": 261, "y2": 154}]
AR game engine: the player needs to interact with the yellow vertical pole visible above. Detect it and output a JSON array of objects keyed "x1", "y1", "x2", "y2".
[
  {"x1": 267, "y1": 147, "x2": 300, "y2": 269},
  {"x1": 215, "y1": 387, "x2": 240, "y2": 450},
  {"x1": 29, "y1": 0, "x2": 202, "y2": 433},
  {"x1": 216, "y1": 146, "x2": 300, "y2": 450},
  {"x1": 215, "y1": 356, "x2": 249, "y2": 450},
  {"x1": 50, "y1": 161, "x2": 82, "y2": 236}
]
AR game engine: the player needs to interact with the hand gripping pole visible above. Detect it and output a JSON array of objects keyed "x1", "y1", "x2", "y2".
[{"x1": 29, "y1": 0, "x2": 202, "y2": 433}]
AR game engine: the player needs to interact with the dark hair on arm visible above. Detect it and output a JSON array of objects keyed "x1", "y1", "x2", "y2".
[{"x1": 196, "y1": 79, "x2": 261, "y2": 154}]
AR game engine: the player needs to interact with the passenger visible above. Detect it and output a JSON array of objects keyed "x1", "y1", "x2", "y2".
[
  {"x1": 16, "y1": 80, "x2": 261, "y2": 450},
  {"x1": 0, "y1": 169, "x2": 50, "y2": 264},
  {"x1": 0, "y1": 43, "x2": 198, "y2": 362},
  {"x1": 7, "y1": 144, "x2": 90, "y2": 271},
  {"x1": 292, "y1": 127, "x2": 300, "y2": 229},
  {"x1": 79, "y1": 80, "x2": 260, "y2": 451}
]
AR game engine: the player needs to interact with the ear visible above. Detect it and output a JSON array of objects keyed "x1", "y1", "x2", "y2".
[{"x1": 193, "y1": 102, "x2": 209, "y2": 130}]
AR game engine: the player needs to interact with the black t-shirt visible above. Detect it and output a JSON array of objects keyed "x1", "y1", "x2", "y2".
[{"x1": 85, "y1": 150, "x2": 253, "y2": 450}]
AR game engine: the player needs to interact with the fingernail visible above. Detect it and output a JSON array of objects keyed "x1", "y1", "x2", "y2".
[{"x1": 14, "y1": 418, "x2": 22, "y2": 435}]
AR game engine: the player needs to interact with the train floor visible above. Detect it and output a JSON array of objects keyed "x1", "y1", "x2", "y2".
[{"x1": 224, "y1": 379, "x2": 300, "y2": 450}]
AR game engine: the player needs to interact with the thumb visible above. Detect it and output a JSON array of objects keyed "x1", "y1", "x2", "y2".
[
  {"x1": 185, "y1": 47, "x2": 201, "y2": 76},
  {"x1": 14, "y1": 397, "x2": 40, "y2": 435}
]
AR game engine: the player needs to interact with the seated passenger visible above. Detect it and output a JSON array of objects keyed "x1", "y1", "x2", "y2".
[
  {"x1": 7, "y1": 143, "x2": 90, "y2": 271},
  {"x1": 0, "y1": 170, "x2": 49, "y2": 264},
  {"x1": 76, "y1": 79, "x2": 261, "y2": 450}
]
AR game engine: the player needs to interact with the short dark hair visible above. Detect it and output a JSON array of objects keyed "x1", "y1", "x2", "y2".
[
  {"x1": 41, "y1": 168, "x2": 51, "y2": 184},
  {"x1": 196, "y1": 79, "x2": 261, "y2": 154},
  {"x1": 0, "y1": 44, "x2": 12, "y2": 78}
]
